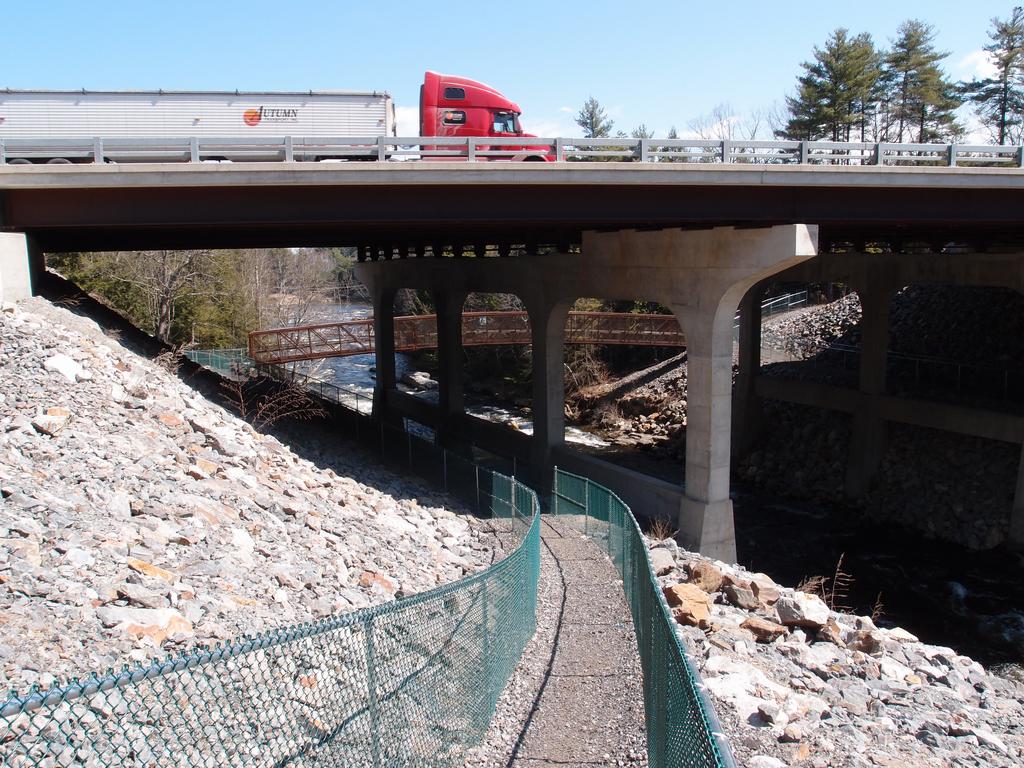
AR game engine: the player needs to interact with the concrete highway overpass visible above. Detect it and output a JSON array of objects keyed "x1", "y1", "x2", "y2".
[
  {"x1": 1, "y1": 160, "x2": 1022, "y2": 561},
  {"x1": 1, "y1": 162, "x2": 1023, "y2": 252}
]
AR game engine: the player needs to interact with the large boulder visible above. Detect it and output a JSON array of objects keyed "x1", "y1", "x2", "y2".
[
  {"x1": 649, "y1": 548, "x2": 676, "y2": 576},
  {"x1": 96, "y1": 607, "x2": 193, "y2": 645},
  {"x1": 741, "y1": 617, "x2": 788, "y2": 643},
  {"x1": 775, "y1": 592, "x2": 830, "y2": 629},
  {"x1": 723, "y1": 582, "x2": 760, "y2": 611},
  {"x1": 685, "y1": 561, "x2": 725, "y2": 593},
  {"x1": 663, "y1": 583, "x2": 711, "y2": 629}
]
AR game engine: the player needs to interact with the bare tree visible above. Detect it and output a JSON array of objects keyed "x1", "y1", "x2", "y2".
[
  {"x1": 252, "y1": 248, "x2": 337, "y2": 328},
  {"x1": 106, "y1": 250, "x2": 211, "y2": 343},
  {"x1": 686, "y1": 103, "x2": 770, "y2": 162}
]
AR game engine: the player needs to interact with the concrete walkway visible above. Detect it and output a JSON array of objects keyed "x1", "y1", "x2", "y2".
[{"x1": 467, "y1": 517, "x2": 648, "y2": 767}]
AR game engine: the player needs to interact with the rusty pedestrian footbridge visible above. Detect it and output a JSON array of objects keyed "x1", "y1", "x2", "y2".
[{"x1": 248, "y1": 310, "x2": 685, "y2": 365}]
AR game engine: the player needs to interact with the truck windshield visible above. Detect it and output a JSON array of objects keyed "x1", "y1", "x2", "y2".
[{"x1": 492, "y1": 111, "x2": 520, "y2": 134}]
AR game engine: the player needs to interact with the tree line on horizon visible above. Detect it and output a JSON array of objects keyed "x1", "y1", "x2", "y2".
[{"x1": 576, "y1": 7, "x2": 1024, "y2": 147}]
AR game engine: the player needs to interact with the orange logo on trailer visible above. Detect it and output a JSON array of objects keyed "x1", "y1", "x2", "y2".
[{"x1": 243, "y1": 109, "x2": 261, "y2": 126}]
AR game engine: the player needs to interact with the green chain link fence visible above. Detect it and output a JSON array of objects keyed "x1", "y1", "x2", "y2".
[
  {"x1": 183, "y1": 348, "x2": 255, "y2": 380},
  {"x1": 552, "y1": 468, "x2": 736, "y2": 768},
  {"x1": 1, "y1": 416, "x2": 540, "y2": 767},
  {"x1": 126, "y1": 349, "x2": 733, "y2": 765}
]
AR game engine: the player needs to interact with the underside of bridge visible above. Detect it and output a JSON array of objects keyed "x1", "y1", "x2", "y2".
[
  {"x1": 351, "y1": 233, "x2": 1024, "y2": 561},
  {"x1": 355, "y1": 224, "x2": 820, "y2": 561}
]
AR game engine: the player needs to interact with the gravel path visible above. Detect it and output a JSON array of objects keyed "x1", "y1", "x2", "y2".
[{"x1": 466, "y1": 517, "x2": 648, "y2": 767}]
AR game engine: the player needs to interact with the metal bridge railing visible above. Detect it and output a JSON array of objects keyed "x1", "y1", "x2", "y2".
[
  {"x1": 1, "y1": 411, "x2": 541, "y2": 768},
  {"x1": 2, "y1": 135, "x2": 1022, "y2": 167},
  {"x1": 248, "y1": 310, "x2": 687, "y2": 366},
  {"x1": 552, "y1": 468, "x2": 737, "y2": 768}
]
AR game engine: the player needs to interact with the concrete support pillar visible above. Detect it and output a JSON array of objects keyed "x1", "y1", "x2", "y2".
[
  {"x1": 844, "y1": 280, "x2": 893, "y2": 498},
  {"x1": 527, "y1": 299, "x2": 571, "y2": 491},
  {"x1": 675, "y1": 301, "x2": 740, "y2": 563},
  {"x1": 370, "y1": 287, "x2": 397, "y2": 420},
  {"x1": 0, "y1": 233, "x2": 41, "y2": 303},
  {"x1": 1010, "y1": 447, "x2": 1024, "y2": 548},
  {"x1": 732, "y1": 283, "x2": 764, "y2": 457},
  {"x1": 434, "y1": 289, "x2": 467, "y2": 447}
]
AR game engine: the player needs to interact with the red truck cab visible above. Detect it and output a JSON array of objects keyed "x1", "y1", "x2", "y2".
[{"x1": 419, "y1": 71, "x2": 550, "y2": 161}]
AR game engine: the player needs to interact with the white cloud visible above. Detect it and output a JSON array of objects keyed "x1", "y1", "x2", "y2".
[
  {"x1": 525, "y1": 116, "x2": 578, "y2": 138},
  {"x1": 957, "y1": 106, "x2": 991, "y2": 144},
  {"x1": 558, "y1": 106, "x2": 574, "y2": 114},
  {"x1": 956, "y1": 49, "x2": 998, "y2": 81}
]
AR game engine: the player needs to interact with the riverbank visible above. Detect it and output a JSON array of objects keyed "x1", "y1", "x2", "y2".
[{"x1": 652, "y1": 539, "x2": 1024, "y2": 767}]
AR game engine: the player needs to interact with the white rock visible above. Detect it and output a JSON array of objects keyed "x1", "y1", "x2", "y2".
[
  {"x1": 971, "y1": 727, "x2": 1009, "y2": 754},
  {"x1": 375, "y1": 511, "x2": 418, "y2": 536},
  {"x1": 748, "y1": 756, "x2": 786, "y2": 768},
  {"x1": 649, "y1": 548, "x2": 676, "y2": 576},
  {"x1": 43, "y1": 354, "x2": 86, "y2": 383},
  {"x1": 63, "y1": 548, "x2": 95, "y2": 568},
  {"x1": 879, "y1": 656, "x2": 914, "y2": 682},
  {"x1": 230, "y1": 528, "x2": 256, "y2": 564},
  {"x1": 885, "y1": 626, "x2": 920, "y2": 643},
  {"x1": 775, "y1": 592, "x2": 830, "y2": 629}
]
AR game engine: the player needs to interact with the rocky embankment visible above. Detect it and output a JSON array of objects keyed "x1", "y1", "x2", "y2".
[
  {"x1": 760, "y1": 293, "x2": 862, "y2": 366},
  {"x1": 0, "y1": 298, "x2": 494, "y2": 694},
  {"x1": 650, "y1": 538, "x2": 1024, "y2": 767},
  {"x1": 739, "y1": 288, "x2": 1021, "y2": 550}
]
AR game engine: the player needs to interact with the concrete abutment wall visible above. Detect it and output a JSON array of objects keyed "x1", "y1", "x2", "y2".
[{"x1": 0, "y1": 233, "x2": 43, "y2": 303}]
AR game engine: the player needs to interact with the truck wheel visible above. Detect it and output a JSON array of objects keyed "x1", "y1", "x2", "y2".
[
  {"x1": 46, "y1": 158, "x2": 72, "y2": 164},
  {"x1": 524, "y1": 155, "x2": 546, "y2": 162},
  {"x1": 7, "y1": 158, "x2": 32, "y2": 165}
]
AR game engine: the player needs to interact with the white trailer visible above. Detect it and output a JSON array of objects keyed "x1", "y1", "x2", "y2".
[{"x1": 0, "y1": 89, "x2": 394, "y2": 163}]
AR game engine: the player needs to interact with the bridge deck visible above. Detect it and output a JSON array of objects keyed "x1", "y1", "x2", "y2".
[{"x1": 3, "y1": 161, "x2": 1023, "y2": 253}]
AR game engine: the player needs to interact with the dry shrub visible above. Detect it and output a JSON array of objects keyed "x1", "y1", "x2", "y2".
[
  {"x1": 649, "y1": 518, "x2": 677, "y2": 541},
  {"x1": 797, "y1": 553, "x2": 855, "y2": 613},
  {"x1": 796, "y1": 574, "x2": 826, "y2": 596},
  {"x1": 154, "y1": 349, "x2": 183, "y2": 373},
  {"x1": 53, "y1": 295, "x2": 83, "y2": 309},
  {"x1": 870, "y1": 592, "x2": 885, "y2": 623},
  {"x1": 221, "y1": 378, "x2": 326, "y2": 431}
]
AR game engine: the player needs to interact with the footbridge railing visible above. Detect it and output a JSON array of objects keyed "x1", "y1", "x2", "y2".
[
  {"x1": 553, "y1": 468, "x2": 737, "y2": 768},
  {"x1": 0, "y1": 434, "x2": 541, "y2": 767},
  {"x1": 248, "y1": 310, "x2": 686, "y2": 365}
]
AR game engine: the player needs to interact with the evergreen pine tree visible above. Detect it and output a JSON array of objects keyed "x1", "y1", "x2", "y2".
[
  {"x1": 961, "y1": 6, "x2": 1024, "y2": 144},
  {"x1": 574, "y1": 97, "x2": 614, "y2": 138},
  {"x1": 778, "y1": 29, "x2": 881, "y2": 141},
  {"x1": 881, "y1": 20, "x2": 962, "y2": 142}
]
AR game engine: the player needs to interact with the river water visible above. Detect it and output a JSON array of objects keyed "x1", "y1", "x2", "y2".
[{"x1": 297, "y1": 301, "x2": 1024, "y2": 666}]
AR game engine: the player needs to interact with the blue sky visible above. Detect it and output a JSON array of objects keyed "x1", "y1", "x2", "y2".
[{"x1": 1, "y1": 0, "x2": 1015, "y2": 139}]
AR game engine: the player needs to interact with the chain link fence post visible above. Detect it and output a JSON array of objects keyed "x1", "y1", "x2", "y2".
[{"x1": 365, "y1": 616, "x2": 382, "y2": 768}]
